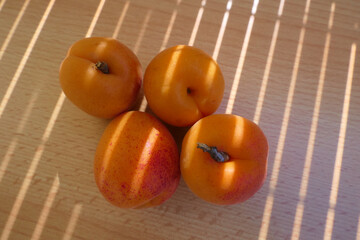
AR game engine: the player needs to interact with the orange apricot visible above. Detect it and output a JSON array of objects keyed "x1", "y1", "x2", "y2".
[
  {"x1": 59, "y1": 37, "x2": 142, "y2": 119},
  {"x1": 180, "y1": 114, "x2": 268, "y2": 205},
  {"x1": 143, "y1": 45, "x2": 224, "y2": 127}
]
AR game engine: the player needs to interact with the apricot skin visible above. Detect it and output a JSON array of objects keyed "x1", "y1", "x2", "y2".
[
  {"x1": 143, "y1": 45, "x2": 224, "y2": 127},
  {"x1": 94, "y1": 111, "x2": 180, "y2": 208},
  {"x1": 59, "y1": 37, "x2": 142, "y2": 119},
  {"x1": 180, "y1": 114, "x2": 268, "y2": 205}
]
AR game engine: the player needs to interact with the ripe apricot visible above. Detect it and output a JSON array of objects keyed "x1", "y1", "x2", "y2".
[
  {"x1": 59, "y1": 37, "x2": 142, "y2": 119},
  {"x1": 94, "y1": 111, "x2": 180, "y2": 208},
  {"x1": 143, "y1": 45, "x2": 224, "y2": 127},
  {"x1": 180, "y1": 114, "x2": 268, "y2": 205}
]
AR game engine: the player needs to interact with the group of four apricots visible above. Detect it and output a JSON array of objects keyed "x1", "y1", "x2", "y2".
[{"x1": 59, "y1": 37, "x2": 268, "y2": 208}]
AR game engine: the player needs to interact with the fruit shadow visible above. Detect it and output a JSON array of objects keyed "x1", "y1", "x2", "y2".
[
  {"x1": 153, "y1": 114, "x2": 270, "y2": 236},
  {"x1": 37, "y1": 103, "x2": 181, "y2": 238},
  {"x1": 127, "y1": 44, "x2": 271, "y2": 230}
]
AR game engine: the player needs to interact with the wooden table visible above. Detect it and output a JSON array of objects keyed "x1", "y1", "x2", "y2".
[{"x1": 0, "y1": 0, "x2": 359, "y2": 239}]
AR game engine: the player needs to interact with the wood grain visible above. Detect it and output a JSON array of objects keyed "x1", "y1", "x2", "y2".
[{"x1": 0, "y1": 0, "x2": 359, "y2": 239}]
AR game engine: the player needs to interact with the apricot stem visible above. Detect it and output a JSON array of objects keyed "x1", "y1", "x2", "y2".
[
  {"x1": 95, "y1": 61, "x2": 109, "y2": 74},
  {"x1": 197, "y1": 143, "x2": 230, "y2": 163}
]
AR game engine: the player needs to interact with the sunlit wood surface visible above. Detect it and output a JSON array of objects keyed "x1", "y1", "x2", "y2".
[{"x1": 0, "y1": 0, "x2": 360, "y2": 239}]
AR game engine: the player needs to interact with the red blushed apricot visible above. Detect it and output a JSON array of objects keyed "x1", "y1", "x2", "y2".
[{"x1": 94, "y1": 111, "x2": 180, "y2": 208}]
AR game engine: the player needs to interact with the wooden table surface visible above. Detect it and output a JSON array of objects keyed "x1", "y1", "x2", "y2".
[{"x1": 1, "y1": 0, "x2": 359, "y2": 239}]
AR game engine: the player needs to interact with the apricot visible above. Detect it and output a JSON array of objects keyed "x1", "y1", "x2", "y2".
[
  {"x1": 94, "y1": 111, "x2": 180, "y2": 208},
  {"x1": 143, "y1": 45, "x2": 224, "y2": 127},
  {"x1": 59, "y1": 37, "x2": 142, "y2": 119},
  {"x1": 180, "y1": 114, "x2": 268, "y2": 205}
]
